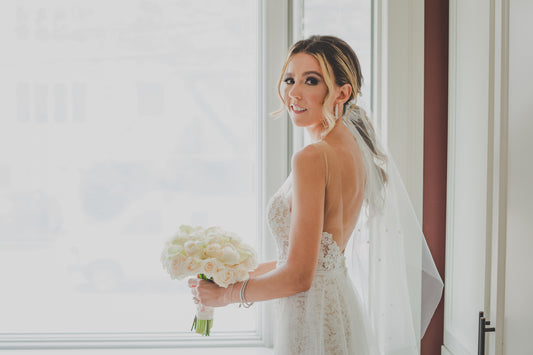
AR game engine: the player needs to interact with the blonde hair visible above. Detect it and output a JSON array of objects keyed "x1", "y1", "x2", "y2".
[{"x1": 277, "y1": 35, "x2": 387, "y2": 183}]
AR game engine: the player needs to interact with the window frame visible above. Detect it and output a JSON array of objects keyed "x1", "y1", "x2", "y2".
[
  {"x1": 1, "y1": 0, "x2": 426, "y2": 350},
  {"x1": 0, "y1": 0, "x2": 290, "y2": 351},
  {"x1": 373, "y1": 0, "x2": 425, "y2": 219}
]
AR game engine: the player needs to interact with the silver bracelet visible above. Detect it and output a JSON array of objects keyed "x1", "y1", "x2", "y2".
[
  {"x1": 239, "y1": 279, "x2": 254, "y2": 308},
  {"x1": 224, "y1": 283, "x2": 234, "y2": 305}
]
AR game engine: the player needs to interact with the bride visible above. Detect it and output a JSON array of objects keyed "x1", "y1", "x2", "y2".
[{"x1": 189, "y1": 35, "x2": 443, "y2": 355}]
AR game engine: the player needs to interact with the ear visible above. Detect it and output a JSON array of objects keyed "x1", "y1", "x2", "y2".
[{"x1": 335, "y1": 83, "x2": 352, "y2": 105}]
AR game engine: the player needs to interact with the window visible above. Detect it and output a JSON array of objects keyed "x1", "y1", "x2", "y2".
[
  {"x1": 301, "y1": 0, "x2": 372, "y2": 110},
  {"x1": 1, "y1": 0, "x2": 380, "y2": 351},
  {"x1": 0, "y1": 0, "x2": 266, "y2": 348},
  {"x1": 293, "y1": 0, "x2": 373, "y2": 145},
  {"x1": 295, "y1": 0, "x2": 373, "y2": 305}
]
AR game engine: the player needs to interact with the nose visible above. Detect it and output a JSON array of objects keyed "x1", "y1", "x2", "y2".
[{"x1": 288, "y1": 83, "x2": 302, "y2": 100}]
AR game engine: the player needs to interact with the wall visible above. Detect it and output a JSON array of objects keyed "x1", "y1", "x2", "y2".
[
  {"x1": 503, "y1": 0, "x2": 533, "y2": 353},
  {"x1": 421, "y1": 0, "x2": 448, "y2": 353}
]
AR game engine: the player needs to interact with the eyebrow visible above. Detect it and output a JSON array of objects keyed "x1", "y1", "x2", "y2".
[{"x1": 284, "y1": 71, "x2": 323, "y2": 78}]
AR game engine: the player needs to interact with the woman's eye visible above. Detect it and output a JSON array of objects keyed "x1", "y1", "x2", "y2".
[
  {"x1": 284, "y1": 77, "x2": 294, "y2": 85},
  {"x1": 305, "y1": 77, "x2": 319, "y2": 85}
]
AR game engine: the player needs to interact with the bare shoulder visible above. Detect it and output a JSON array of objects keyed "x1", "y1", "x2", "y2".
[{"x1": 291, "y1": 144, "x2": 326, "y2": 183}]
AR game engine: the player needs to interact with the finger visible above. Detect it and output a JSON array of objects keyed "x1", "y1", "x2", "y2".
[
  {"x1": 198, "y1": 279, "x2": 214, "y2": 287},
  {"x1": 188, "y1": 278, "x2": 198, "y2": 288}
]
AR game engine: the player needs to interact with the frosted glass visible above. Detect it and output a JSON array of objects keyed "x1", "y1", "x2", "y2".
[
  {"x1": 0, "y1": 0, "x2": 259, "y2": 335},
  {"x1": 302, "y1": 0, "x2": 372, "y2": 111},
  {"x1": 301, "y1": 0, "x2": 372, "y2": 146}
]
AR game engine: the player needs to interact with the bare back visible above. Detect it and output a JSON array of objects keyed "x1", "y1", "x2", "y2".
[
  {"x1": 285, "y1": 123, "x2": 366, "y2": 253},
  {"x1": 311, "y1": 128, "x2": 366, "y2": 253}
]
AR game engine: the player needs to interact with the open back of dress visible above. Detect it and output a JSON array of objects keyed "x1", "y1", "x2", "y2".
[{"x1": 267, "y1": 138, "x2": 377, "y2": 355}]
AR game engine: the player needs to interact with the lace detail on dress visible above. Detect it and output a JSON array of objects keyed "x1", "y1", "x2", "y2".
[
  {"x1": 267, "y1": 177, "x2": 375, "y2": 354},
  {"x1": 266, "y1": 177, "x2": 291, "y2": 263},
  {"x1": 317, "y1": 232, "x2": 345, "y2": 271},
  {"x1": 266, "y1": 176, "x2": 345, "y2": 272}
]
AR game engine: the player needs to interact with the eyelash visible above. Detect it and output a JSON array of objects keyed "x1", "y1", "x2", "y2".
[
  {"x1": 283, "y1": 77, "x2": 320, "y2": 86},
  {"x1": 305, "y1": 77, "x2": 319, "y2": 85},
  {"x1": 283, "y1": 78, "x2": 294, "y2": 85}
]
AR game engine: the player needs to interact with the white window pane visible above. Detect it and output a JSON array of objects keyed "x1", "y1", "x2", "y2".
[
  {"x1": 300, "y1": 0, "x2": 372, "y2": 144},
  {"x1": 302, "y1": 0, "x2": 372, "y2": 111},
  {"x1": 0, "y1": 0, "x2": 259, "y2": 336}
]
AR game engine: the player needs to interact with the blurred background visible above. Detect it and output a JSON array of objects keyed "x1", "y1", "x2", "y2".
[{"x1": 0, "y1": 0, "x2": 370, "y2": 340}]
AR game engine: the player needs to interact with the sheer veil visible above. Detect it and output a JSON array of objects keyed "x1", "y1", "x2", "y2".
[{"x1": 343, "y1": 104, "x2": 443, "y2": 354}]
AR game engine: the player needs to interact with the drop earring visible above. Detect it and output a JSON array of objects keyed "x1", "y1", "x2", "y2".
[{"x1": 334, "y1": 104, "x2": 339, "y2": 120}]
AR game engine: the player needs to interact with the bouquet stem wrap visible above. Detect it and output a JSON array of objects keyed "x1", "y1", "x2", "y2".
[
  {"x1": 191, "y1": 273, "x2": 214, "y2": 336},
  {"x1": 161, "y1": 225, "x2": 258, "y2": 336}
]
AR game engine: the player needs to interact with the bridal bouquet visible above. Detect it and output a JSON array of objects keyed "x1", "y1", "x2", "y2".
[{"x1": 160, "y1": 225, "x2": 258, "y2": 336}]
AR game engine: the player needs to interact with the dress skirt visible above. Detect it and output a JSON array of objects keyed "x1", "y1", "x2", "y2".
[{"x1": 274, "y1": 266, "x2": 377, "y2": 355}]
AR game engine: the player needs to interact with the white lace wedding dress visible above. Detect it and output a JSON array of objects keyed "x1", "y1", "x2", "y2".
[{"x1": 267, "y1": 172, "x2": 377, "y2": 355}]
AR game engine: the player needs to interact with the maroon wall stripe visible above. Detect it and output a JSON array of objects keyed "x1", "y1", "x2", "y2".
[{"x1": 421, "y1": 0, "x2": 448, "y2": 354}]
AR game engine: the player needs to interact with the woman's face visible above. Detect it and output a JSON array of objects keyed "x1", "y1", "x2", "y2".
[{"x1": 282, "y1": 53, "x2": 329, "y2": 130}]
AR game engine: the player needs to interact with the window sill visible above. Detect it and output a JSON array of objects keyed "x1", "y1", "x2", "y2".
[{"x1": 6, "y1": 347, "x2": 274, "y2": 355}]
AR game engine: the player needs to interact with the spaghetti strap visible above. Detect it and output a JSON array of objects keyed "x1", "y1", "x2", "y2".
[
  {"x1": 315, "y1": 141, "x2": 329, "y2": 187},
  {"x1": 267, "y1": 138, "x2": 377, "y2": 355}
]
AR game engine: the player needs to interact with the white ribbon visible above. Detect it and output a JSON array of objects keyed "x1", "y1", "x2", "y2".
[{"x1": 196, "y1": 304, "x2": 214, "y2": 320}]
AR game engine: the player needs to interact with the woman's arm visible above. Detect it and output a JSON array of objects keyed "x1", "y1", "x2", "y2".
[
  {"x1": 248, "y1": 261, "x2": 277, "y2": 278},
  {"x1": 190, "y1": 144, "x2": 326, "y2": 307}
]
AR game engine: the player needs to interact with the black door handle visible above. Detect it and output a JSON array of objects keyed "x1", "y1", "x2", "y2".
[{"x1": 478, "y1": 311, "x2": 496, "y2": 355}]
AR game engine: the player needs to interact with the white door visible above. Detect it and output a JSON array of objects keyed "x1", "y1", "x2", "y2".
[
  {"x1": 444, "y1": 0, "x2": 533, "y2": 354},
  {"x1": 444, "y1": 0, "x2": 491, "y2": 353},
  {"x1": 498, "y1": 1, "x2": 533, "y2": 354}
]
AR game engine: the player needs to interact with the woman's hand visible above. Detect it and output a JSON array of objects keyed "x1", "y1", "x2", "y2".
[{"x1": 188, "y1": 277, "x2": 234, "y2": 308}]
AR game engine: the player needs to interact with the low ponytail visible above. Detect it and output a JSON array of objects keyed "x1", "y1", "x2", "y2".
[{"x1": 344, "y1": 103, "x2": 388, "y2": 185}]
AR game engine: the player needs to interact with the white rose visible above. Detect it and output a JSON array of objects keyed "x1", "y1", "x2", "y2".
[
  {"x1": 243, "y1": 255, "x2": 258, "y2": 270},
  {"x1": 207, "y1": 235, "x2": 223, "y2": 245},
  {"x1": 184, "y1": 240, "x2": 202, "y2": 257},
  {"x1": 236, "y1": 245, "x2": 251, "y2": 258},
  {"x1": 234, "y1": 264, "x2": 249, "y2": 281},
  {"x1": 205, "y1": 243, "x2": 222, "y2": 257},
  {"x1": 202, "y1": 259, "x2": 220, "y2": 278},
  {"x1": 184, "y1": 256, "x2": 202, "y2": 274},
  {"x1": 213, "y1": 268, "x2": 236, "y2": 288},
  {"x1": 169, "y1": 254, "x2": 187, "y2": 279},
  {"x1": 229, "y1": 237, "x2": 242, "y2": 247},
  {"x1": 219, "y1": 245, "x2": 240, "y2": 265},
  {"x1": 167, "y1": 244, "x2": 184, "y2": 257}
]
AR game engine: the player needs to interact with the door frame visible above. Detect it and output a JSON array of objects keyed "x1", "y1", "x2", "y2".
[{"x1": 443, "y1": 0, "x2": 509, "y2": 354}]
